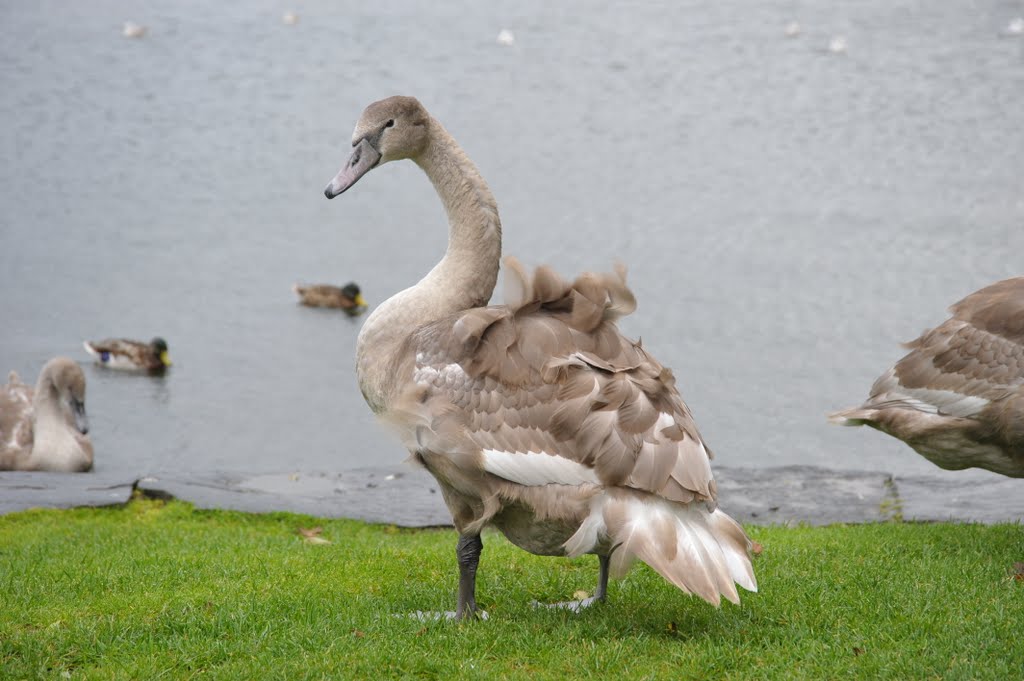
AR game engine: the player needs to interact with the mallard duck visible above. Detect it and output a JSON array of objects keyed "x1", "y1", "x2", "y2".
[
  {"x1": 83, "y1": 337, "x2": 171, "y2": 372},
  {"x1": 292, "y1": 282, "x2": 368, "y2": 315},
  {"x1": 322, "y1": 96, "x2": 756, "y2": 618},
  {"x1": 0, "y1": 357, "x2": 93, "y2": 472},
  {"x1": 830, "y1": 277, "x2": 1024, "y2": 477}
]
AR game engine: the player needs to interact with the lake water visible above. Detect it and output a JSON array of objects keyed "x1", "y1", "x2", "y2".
[{"x1": 2, "y1": 1, "x2": 1022, "y2": 484}]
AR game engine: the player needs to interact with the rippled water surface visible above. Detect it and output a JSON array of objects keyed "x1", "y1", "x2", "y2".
[{"x1": 2, "y1": 1, "x2": 1022, "y2": 482}]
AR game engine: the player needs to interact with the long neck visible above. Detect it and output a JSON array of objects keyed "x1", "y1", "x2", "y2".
[
  {"x1": 417, "y1": 120, "x2": 502, "y2": 308},
  {"x1": 356, "y1": 118, "x2": 502, "y2": 413}
]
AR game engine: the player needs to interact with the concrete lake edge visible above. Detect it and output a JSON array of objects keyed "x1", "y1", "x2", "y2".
[{"x1": 2, "y1": 464, "x2": 1022, "y2": 527}]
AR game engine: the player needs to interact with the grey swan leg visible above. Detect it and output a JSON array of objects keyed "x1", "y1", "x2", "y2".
[
  {"x1": 536, "y1": 554, "x2": 611, "y2": 613},
  {"x1": 455, "y1": 533, "x2": 484, "y2": 620},
  {"x1": 403, "y1": 533, "x2": 487, "y2": 621},
  {"x1": 594, "y1": 553, "x2": 610, "y2": 602}
]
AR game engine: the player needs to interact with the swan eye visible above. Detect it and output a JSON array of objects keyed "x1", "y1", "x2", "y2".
[{"x1": 384, "y1": 119, "x2": 395, "y2": 128}]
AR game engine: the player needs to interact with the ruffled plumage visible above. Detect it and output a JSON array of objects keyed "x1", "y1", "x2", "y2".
[
  {"x1": 831, "y1": 276, "x2": 1024, "y2": 477},
  {"x1": 328, "y1": 95, "x2": 755, "y2": 616},
  {"x1": 387, "y1": 257, "x2": 755, "y2": 603}
]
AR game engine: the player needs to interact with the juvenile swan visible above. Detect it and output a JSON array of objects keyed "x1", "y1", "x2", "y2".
[
  {"x1": 0, "y1": 357, "x2": 93, "y2": 472},
  {"x1": 830, "y1": 277, "x2": 1024, "y2": 477},
  {"x1": 323, "y1": 96, "x2": 756, "y2": 618}
]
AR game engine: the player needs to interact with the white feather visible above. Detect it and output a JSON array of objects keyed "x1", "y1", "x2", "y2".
[
  {"x1": 899, "y1": 388, "x2": 990, "y2": 418},
  {"x1": 83, "y1": 341, "x2": 140, "y2": 370},
  {"x1": 413, "y1": 363, "x2": 468, "y2": 386},
  {"x1": 563, "y1": 494, "x2": 756, "y2": 605},
  {"x1": 709, "y1": 510, "x2": 758, "y2": 592},
  {"x1": 481, "y1": 449, "x2": 601, "y2": 486}
]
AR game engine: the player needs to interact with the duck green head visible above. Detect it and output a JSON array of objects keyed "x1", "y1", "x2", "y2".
[
  {"x1": 342, "y1": 282, "x2": 368, "y2": 308},
  {"x1": 151, "y1": 337, "x2": 172, "y2": 367}
]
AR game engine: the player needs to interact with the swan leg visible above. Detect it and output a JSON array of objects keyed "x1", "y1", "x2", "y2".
[
  {"x1": 535, "y1": 554, "x2": 611, "y2": 613},
  {"x1": 455, "y1": 533, "x2": 483, "y2": 620},
  {"x1": 594, "y1": 553, "x2": 610, "y2": 602}
]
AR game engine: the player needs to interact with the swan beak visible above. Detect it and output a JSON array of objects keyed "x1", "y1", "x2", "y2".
[
  {"x1": 324, "y1": 138, "x2": 381, "y2": 198},
  {"x1": 72, "y1": 398, "x2": 89, "y2": 435},
  {"x1": 159, "y1": 351, "x2": 172, "y2": 367},
  {"x1": 354, "y1": 293, "x2": 368, "y2": 307}
]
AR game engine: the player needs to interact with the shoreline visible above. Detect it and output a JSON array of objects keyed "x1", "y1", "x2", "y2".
[{"x1": 2, "y1": 464, "x2": 1022, "y2": 526}]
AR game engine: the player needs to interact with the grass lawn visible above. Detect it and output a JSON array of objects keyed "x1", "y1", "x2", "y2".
[{"x1": 1, "y1": 498, "x2": 1022, "y2": 680}]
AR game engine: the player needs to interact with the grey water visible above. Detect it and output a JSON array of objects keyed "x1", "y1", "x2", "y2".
[{"x1": 1, "y1": 1, "x2": 1022, "y2": 485}]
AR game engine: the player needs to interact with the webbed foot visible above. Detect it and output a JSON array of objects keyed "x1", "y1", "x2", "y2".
[
  {"x1": 532, "y1": 595, "x2": 602, "y2": 613},
  {"x1": 532, "y1": 554, "x2": 610, "y2": 613},
  {"x1": 402, "y1": 609, "x2": 489, "y2": 621}
]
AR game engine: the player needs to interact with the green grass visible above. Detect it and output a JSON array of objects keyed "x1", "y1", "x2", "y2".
[{"x1": 1, "y1": 499, "x2": 1022, "y2": 680}]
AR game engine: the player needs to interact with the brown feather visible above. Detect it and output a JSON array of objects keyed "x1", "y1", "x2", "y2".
[
  {"x1": 831, "y1": 276, "x2": 1024, "y2": 477},
  {"x1": 1, "y1": 358, "x2": 93, "y2": 472},
  {"x1": 404, "y1": 258, "x2": 726, "y2": 508},
  {"x1": 344, "y1": 100, "x2": 756, "y2": 604}
]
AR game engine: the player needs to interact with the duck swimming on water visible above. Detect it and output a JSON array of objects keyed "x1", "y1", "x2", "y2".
[
  {"x1": 84, "y1": 337, "x2": 171, "y2": 373},
  {"x1": 292, "y1": 282, "x2": 367, "y2": 315}
]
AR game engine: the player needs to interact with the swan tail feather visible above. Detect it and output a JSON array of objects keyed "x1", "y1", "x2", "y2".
[
  {"x1": 564, "y1": 492, "x2": 756, "y2": 606},
  {"x1": 827, "y1": 406, "x2": 876, "y2": 426}
]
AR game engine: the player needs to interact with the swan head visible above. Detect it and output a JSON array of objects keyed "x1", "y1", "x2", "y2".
[
  {"x1": 324, "y1": 96, "x2": 430, "y2": 198},
  {"x1": 41, "y1": 357, "x2": 89, "y2": 435}
]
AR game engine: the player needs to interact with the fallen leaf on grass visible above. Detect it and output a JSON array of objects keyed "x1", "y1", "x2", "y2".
[
  {"x1": 572, "y1": 590, "x2": 590, "y2": 601},
  {"x1": 666, "y1": 621, "x2": 677, "y2": 633},
  {"x1": 853, "y1": 647, "x2": 865, "y2": 656},
  {"x1": 1012, "y1": 562, "x2": 1024, "y2": 582},
  {"x1": 298, "y1": 527, "x2": 331, "y2": 544},
  {"x1": 303, "y1": 536, "x2": 332, "y2": 545},
  {"x1": 351, "y1": 629, "x2": 365, "y2": 639},
  {"x1": 751, "y1": 541, "x2": 764, "y2": 556},
  {"x1": 415, "y1": 627, "x2": 428, "y2": 637}
]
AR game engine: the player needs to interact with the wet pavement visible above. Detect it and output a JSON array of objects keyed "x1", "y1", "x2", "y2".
[{"x1": 3, "y1": 465, "x2": 1022, "y2": 527}]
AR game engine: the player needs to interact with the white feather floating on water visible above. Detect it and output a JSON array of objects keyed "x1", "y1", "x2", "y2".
[{"x1": 122, "y1": 22, "x2": 147, "y2": 39}]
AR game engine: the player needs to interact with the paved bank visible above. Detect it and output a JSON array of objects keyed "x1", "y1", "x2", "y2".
[{"x1": 2, "y1": 465, "x2": 1022, "y2": 526}]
